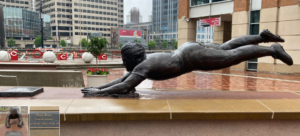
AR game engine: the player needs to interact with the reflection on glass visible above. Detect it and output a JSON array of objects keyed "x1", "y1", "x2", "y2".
[
  {"x1": 250, "y1": 10, "x2": 260, "y2": 23},
  {"x1": 250, "y1": 24, "x2": 259, "y2": 35},
  {"x1": 3, "y1": 7, "x2": 51, "y2": 39},
  {"x1": 191, "y1": 0, "x2": 209, "y2": 6},
  {"x1": 248, "y1": 63, "x2": 258, "y2": 70}
]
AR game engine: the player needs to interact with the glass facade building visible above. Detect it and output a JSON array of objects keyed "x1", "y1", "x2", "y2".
[
  {"x1": 151, "y1": 0, "x2": 178, "y2": 41},
  {"x1": 3, "y1": 7, "x2": 50, "y2": 40},
  {"x1": 196, "y1": 21, "x2": 214, "y2": 43}
]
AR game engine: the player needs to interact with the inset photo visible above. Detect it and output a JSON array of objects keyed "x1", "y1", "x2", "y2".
[
  {"x1": 0, "y1": 106, "x2": 29, "y2": 136},
  {"x1": 29, "y1": 106, "x2": 59, "y2": 136}
]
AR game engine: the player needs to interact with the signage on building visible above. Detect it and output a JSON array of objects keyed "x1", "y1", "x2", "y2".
[
  {"x1": 98, "y1": 54, "x2": 107, "y2": 60},
  {"x1": 200, "y1": 17, "x2": 221, "y2": 27},
  {"x1": 119, "y1": 29, "x2": 141, "y2": 38}
]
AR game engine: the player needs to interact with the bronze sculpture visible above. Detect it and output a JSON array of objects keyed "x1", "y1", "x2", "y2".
[
  {"x1": 82, "y1": 30, "x2": 293, "y2": 97},
  {"x1": 5, "y1": 106, "x2": 24, "y2": 128}
]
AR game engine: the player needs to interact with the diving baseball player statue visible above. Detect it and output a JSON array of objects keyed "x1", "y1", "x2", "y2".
[
  {"x1": 5, "y1": 107, "x2": 24, "y2": 128},
  {"x1": 81, "y1": 30, "x2": 293, "y2": 97}
]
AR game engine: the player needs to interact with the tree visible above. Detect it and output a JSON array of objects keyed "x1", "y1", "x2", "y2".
[
  {"x1": 162, "y1": 40, "x2": 167, "y2": 49},
  {"x1": 7, "y1": 38, "x2": 16, "y2": 47},
  {"x1": 154, "y1": 36, "x2": 162, "y2": 48},
  {"x1": 79, "y1": 38, "x2": 89, "y2": 48},
  {"x1": 60, "y1": 39, "x2": 67, "y2": 47},
  {"x1": 147, "y1": 40, "x2": 156, "y2": 49},
  {"x1": 48, "y1": 37, "x2": 53, "y2": 40},
  {"x1": 174, "y1": 41, "x2": 178, "y2": 49},
  {"x1": 34, "y1": 36, "x2": 42, "y2": 47},
  {"x1": 170, "y1": 39, "x2": 177, "y2": 50},
  {"x1": 134, "y1": 39, "x2": 141, "y2": 43},
  {"x1": 119, "y1": 43, "x2": 123, "y2": 49},
  {"x1": 87, "y1": 37, "x2": 108, "y2": 70}
]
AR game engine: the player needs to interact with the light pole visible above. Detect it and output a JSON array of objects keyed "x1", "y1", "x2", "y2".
[{"x1": 40, "y1": 0, "x2": 44, "y2": 48}]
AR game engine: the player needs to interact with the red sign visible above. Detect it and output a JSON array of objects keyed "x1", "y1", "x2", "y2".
[
  {"x1": 98, "y1": 54, "x2": 107, "y2": 60},
  {"x1": 57, "y1": 54, "x2": 68, "y2": 60},
  {"x1": 8, "y1": 50, "x2": 18, "y2": 60},
  {"x1": 32, "y1": 50, "x2": 43, "y2": 58},
  {"x1": 200, "y1": 17, "x2": 221, "y2": 27},
  {"x1": 119, "y1": 29, "x2": 141, "y2": 38}
]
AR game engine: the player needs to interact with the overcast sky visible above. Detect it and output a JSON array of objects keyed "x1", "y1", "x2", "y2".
[{"x1": 124, "y1": 0, "x2": 152, "y2": 23}]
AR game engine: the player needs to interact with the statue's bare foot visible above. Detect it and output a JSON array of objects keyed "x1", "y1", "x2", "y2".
[
  {"x1": 260, "y1": 29, "x2": 284, "y2": 43},
  {"x1": 271, "y1": 43, "x2": 293, "y2": 65}
]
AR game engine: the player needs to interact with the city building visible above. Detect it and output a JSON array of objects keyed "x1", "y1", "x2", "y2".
[
  {"x1": 196, "y1": 22, "x2": 214, "y2": 43},
  {"x1": 126, "y1": 7, "x2": 142, "y2": 24},
  {"x1": 150, "y1": 0, "x2": 178, "y2": 44},
  {"x1": 0, "y1": 0, "x2": 30, "y2": 9},
  {"x1": 35, "y1": 0, "x2": 124, "y2": 47},
  {"x1": 1, "y1": 7, "x2": 51, "y2": 48},
  {"x1": 29, "y1": 0, "x2": 35, "y2": 11},
  {"x1": 178, "y1": 0, "x2": 300, "y2": 73},
  {"x1": 148, "y1": 15, "x2": 152, "y2": 22},
  {"x1": 124, "y1": 21, "x2": 152, "y2": 44}
]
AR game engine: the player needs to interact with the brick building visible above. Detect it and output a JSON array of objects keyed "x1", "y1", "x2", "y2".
[{"x1": 179, "y1": 0, "x2": 300, "y2": 73}]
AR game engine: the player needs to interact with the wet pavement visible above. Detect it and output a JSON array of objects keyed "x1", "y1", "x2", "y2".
[{"x1": 1, "y1": 68, "x2": 300, "y2": 100}]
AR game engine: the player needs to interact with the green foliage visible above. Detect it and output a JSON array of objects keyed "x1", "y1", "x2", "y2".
[
  {"x1": 174, "y1": 41, "x2": 178, "y2": 49},
  {"x1": 170, "y1": 38, "x2": 177, "y2": 49},
  {"x1": 79, "y1": 38, "x2": 89, "y2": 47},
  {"x1": 48, "y1": 37, "x2": 53, "y2": 40},
  {"x1": 87, "y1": 37, "x2": 108, "y2": 69},
  {"x1": 60, "y1": 39, "x2": 67, "y2": 47},
  {"x1": 147, "y1": 40, "x2": 156, "y2": 49},
  {"x1": 134, "y1": 39, "x2": 141, "y2": 43},
  {"x1": 7, "y1": 38, "x2": 16, "y2": 47},
  {"x1": 162, "y1": 40, "x2": 168, "y2": 49},
  {"x1": 119, "y1": 43, "x2": 123, "y2": 49},
  {"x1": 34, "y1": 35, "x2": 42, "y2": 47},
  {"x1": 154, "y1": 36, "x2": 162, "y2": 48}
]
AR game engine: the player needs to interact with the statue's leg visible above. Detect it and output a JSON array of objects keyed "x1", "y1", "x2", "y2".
[
  {"x1": 219, "y1": 29, "x2": 284, "y2": 50},
  {"x1": 197, "y1": 43, "x2": 292, "y2": 70},
  {"x1": 17, "y1": 113, "x2": 23, "y2": 127},
  {"x1": 5, "y1": 114, "x2": 10, "y2": 128}
]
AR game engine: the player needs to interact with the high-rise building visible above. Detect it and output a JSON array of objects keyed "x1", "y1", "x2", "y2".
[
  {"x1": 150, "y1": 0, "x2": 178, "y2": 43},
  {"x1": 29, "y1": 0, "x2": 35, "y2": 11},
  {"x1": 35, "y1": 0, "x2": 124, "y2": 47},
  {"x1": 148, "y1": 15, "x2": 152, "y2": 22},
  {"x1": 0, "y1": 0, "x2": 30, "y2": 9},
  {"x1": 126, "y1": 7, "x2": 142, "y2": 24}
]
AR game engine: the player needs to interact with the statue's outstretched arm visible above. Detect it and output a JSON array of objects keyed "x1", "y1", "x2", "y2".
[
  {"x1": 5, "y1": 113, "x2": 10, "y2": 128},
  {"x1": 17, "y1": 113, "x2": 23, "y2": 127},
  {"x1": 82, "y1": 74, "x2": 145, "y2": 94},
  {"x1": 86, "y1": 72, "x2": 131, "y2": 89}
]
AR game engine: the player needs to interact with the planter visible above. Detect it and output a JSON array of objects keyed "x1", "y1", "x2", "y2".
[{"x1": 87, "y1": 75, "x2": 108, "y2": 87}]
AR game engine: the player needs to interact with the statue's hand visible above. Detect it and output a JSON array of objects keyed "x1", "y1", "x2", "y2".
[
  {"x1": 6, "y1": 124, "x2": 10, "y2": 128},
  {"x1": 81, "y1": 88, "x2": 102, "y2": 95}
]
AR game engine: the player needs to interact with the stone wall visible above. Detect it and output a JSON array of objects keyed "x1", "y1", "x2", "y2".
[{"x1": 0, "y1": 70, "x2": 84, "y2": 87}]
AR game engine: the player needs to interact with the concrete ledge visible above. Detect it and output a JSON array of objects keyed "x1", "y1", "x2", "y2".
[
  {"x1": 0, "y1": 70, "x2": 84, "y2": 87},
  {"x1": 0, "y1": 99, "x2": 300, "y2": 121}
]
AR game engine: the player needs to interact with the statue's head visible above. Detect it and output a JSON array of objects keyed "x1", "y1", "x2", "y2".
[
  {"x1": 10, "y1": 107, "x2": 19, "y2": 115},
  {"x1": 121, "y1": 42, "x2": 146, "y2": 71}
]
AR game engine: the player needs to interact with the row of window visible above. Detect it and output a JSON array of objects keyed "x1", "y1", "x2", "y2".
[
  {"x1": 4, "y1": 0, "x2": 28, "y2": 4},
  {"x1": 74, "y1": 9, "x2": 121, "y2": 16},
  {"x1": 74, "y1": 32, "x2": 110, "y2": 37},
  {"x1": 74, "y1": 20, "x2": 118, "y2": 26},
  {"x1": 75, "y1": 26, "x2": 111, "y2": 31},
  {"x1": 57, "y1": 2, "x2": 72, "y2": 7},
  {"x1": 74, "y1": 3, "x2": 118, "y2": 11},
  {"x1": 4, "y1": 5, "x2": 28, "y2": 9},
  {"x1": 74, "y1": 15, "x2": 117, "y2": 21}
]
